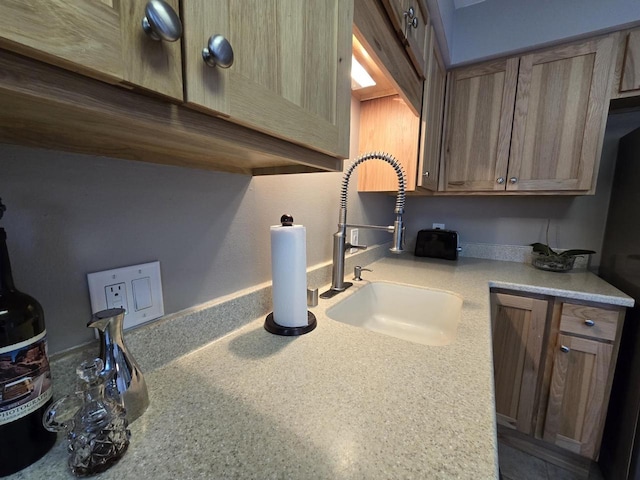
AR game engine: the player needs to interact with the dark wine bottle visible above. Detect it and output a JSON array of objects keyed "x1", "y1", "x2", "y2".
[{"x1": 0, "y1": 200, "x2": 56, "y2": 477}]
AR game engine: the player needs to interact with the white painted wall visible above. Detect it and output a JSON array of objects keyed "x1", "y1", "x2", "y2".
[
  {"x1": 435, "y1": 0, "x2": 640, "y2": 66},
  {"x1": 1, "y1": 99, "x2": 639, "y2": 355},
  {"x1": 0, "y1": 99, "x2": 393, "y2": 354}
]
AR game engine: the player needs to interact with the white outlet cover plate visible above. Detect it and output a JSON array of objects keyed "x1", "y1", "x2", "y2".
[{"x1": 87, "y1": 261, "x2": 164, "y2": 330}]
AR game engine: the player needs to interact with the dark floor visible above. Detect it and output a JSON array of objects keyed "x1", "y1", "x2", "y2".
[{"x1": 498, "y1": 442, "x2": 605, "y2": 480}]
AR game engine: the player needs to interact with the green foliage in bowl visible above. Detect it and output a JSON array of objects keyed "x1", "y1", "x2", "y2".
[{"x1": 530, "y1": 243, "x2": 596, "y2": 272}]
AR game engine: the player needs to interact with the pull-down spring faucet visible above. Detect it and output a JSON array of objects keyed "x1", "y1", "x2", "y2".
[{"x1": 320, "y1": 152, "x2": 406, "y2": 299}]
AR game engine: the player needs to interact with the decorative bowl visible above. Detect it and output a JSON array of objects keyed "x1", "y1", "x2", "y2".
[{"x1": 531, "y1": 252, "x2": 577, "y2": 272}]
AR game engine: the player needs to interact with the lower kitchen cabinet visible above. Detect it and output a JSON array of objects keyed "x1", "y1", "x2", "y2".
[
  {"x1": 491, "y1": 291, "x2": 626, "y2": 465},
  {"x1": 491, "y1": 292, "x2": 549, "y2": 435},
  {"x1": 543, "y1": 334, "x2": 613, "y2": 459}
]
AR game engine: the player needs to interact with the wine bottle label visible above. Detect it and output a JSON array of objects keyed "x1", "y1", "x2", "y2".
[{"x1": 0, "y1": 331, "x2": 53, "y2": 425}]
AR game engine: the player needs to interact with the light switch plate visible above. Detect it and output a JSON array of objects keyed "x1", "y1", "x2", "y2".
[{"x1": 87, "y1": 261, "x2": 164, "y2": 330}]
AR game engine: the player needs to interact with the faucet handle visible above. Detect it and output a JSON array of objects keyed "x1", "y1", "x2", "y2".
[{"x1": 353, "y1": 265, "x2": 372, "y2": 281}]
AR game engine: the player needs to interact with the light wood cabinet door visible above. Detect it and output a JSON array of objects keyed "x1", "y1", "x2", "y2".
[
  {"x1": 620, "y1": 29, "x2": 640, "y2": 93},
  {"x1": 182, "y1": 0, "x2": 352, "y2": 159},
  {"x1": 417, "y1": 28, "x2": 446, "y2": 191},
  {"x1": 380, "y1": 0, "x2": 429, "y2": 78},
  {"x1": 442, "y1": 58, "x2": 519, "y2": 192},
  {"x1": 491, "y1": 293, "x2": 549, "y2": 435},
  {"x1": 0, "y1": 0, "x2": 183, "y2": 100},
  {"x1": 508, "y1": 36, "x2": 615, "y2": 192},
  {"x1": 543, "y1": 334, "x2": 613, "y2": 460}
]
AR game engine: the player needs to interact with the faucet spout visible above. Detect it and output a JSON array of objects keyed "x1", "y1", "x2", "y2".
[{"x1": 320, "y1": 152, "x2": 406, "y2": 299}]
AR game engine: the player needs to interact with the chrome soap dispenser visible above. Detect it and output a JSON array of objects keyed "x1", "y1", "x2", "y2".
[{"x1": 88, "y1": 308, "x2": 149, "y2": 423}]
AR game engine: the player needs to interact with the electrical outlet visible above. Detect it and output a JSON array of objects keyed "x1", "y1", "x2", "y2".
[
  {"x1": 432, "y1": 223, "x2": 445, "y2": 230},
  {"x1": 350, "y1": 228, "x2": 359, "y2": 254},
  {"x1": 87, "y1": 261, "x2": 164, "y2": 330},
  {"x1": 105, "y1": 282, "x2": 127, "y2": 311}
]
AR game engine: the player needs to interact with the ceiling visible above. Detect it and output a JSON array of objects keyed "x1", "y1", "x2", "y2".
[
  {"x1": 452, "y1": 0, "x2": 485, "y2": 9},
  {"x1": 434, "y1": 0, "x2": 640, "y2": 66}
]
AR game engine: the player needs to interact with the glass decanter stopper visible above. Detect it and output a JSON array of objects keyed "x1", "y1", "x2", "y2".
[{"x1": 43, "y1": 358, "x2": 131, "y2": 477}]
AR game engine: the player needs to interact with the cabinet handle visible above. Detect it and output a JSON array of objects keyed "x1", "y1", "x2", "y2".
[
  {"x1": 404, "y1": 7, "x2": 418, "y2": 29},
  {"x1": 496, "y1": 177, "x2": 505, "y2": 184},
  {"x1": 560, "y1": 345, "x2": 570, "y2": 353},
  {"x1": 423, "y1": 171, "x2": 430, "y2": 178},
  {"x1": 141, "y1": 0, "x2": 182, "y2": 42},
  {"x1": 509, "y1": 177, "x2": 518, "y2": 184},
  {"x1": 584, "y1": 319, "x2": 595, "y2": 327},
  {"x1": 202, "y1": 35, "x2": 234, "y2": 68}
]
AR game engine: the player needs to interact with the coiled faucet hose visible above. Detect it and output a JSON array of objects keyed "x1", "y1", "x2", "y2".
[{"x1": 340, "y1": 152, "x2": 406, "y2": 214}]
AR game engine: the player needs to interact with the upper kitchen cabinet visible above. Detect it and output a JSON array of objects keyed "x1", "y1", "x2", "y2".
[
  {"x1": 612, "y1": 28, "x2": 640, "y2": 101},
  {"x1": 353, "y1": 0, "x2": 423, "y2": 116},
  {"x1": 442, "y1": 35, "x2": 616, "y2": 194},
  {"x1": 182, "y1": 0, "x2": 353, "y2": 159},
  {"x1": 355, "y1": 2, "x2": 447, "y2": 193},
  {"x1": 619, "y1": 30, "x2": 640, "y2": 92},
  {"x1": 417, "y1": 27, "x2": 446, "y2": 192},
  {"x1": 441, "y1": 57, "x2": 519, "y2": 192},
  {"x1": 380, "y1": 0, "x2": 430, "y2": 78},
  {"x1": 0, "y1": 1, "x2": 349, "y2": 175},
  {"x1": 0, "y1": 0, "x2": 183, "y2": 100}
]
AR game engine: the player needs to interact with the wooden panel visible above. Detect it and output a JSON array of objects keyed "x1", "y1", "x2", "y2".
[
  {"x1": 442, "y1": 58, "x2": 519, "y2": 191},
  {"x1": 620, "y1": 30, "x2": 640, "y2": 92},
  {"x1": 353, "y1": 0, "x2": 423, "y2": 116},
  {"x1": 508, "y1": 36, "x2": 615, "y2": 192},
  {"x1": 491, "y1": 293, "x2": 548, "y2": 435},
  {"x1": 560, "y1": 303, "x2": 619, "y2": 342},
  {"x1": 183, "y1": 0, "x2": 352, "y2": 159},
  {"x1": 0, "y1": 50, "x2": 341, "y2": 176},
  {"x1": 357, "y1": 95, "x2": 419, "y2": 192},
  {"x1": 543, "y1": 335, "x2": 613, "y2": 459},
  {"x1": 417, "y1": 28, "x2": 446, "y2": 192}
]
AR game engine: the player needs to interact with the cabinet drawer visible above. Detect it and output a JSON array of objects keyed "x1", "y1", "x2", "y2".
[{"x1": 560, "y1": 303, "x2": 619, "y2": 341}]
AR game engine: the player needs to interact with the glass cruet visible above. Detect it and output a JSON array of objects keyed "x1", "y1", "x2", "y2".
[{"x1": 43, "y1": 358, "x2": 131, "y2": 477}]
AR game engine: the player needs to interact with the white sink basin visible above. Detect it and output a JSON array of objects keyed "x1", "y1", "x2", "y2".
[{"x1": 326, "y1": 282, "x2": 463, "y2": 346}]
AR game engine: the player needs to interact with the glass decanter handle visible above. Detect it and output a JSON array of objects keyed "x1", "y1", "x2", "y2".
[{"x1": 42, "y1": 393, "x2": 83, "y2": 433}]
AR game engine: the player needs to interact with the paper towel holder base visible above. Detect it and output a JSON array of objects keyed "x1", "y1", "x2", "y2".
[{"x1": 264, "y1": 311, "x2": 317, "y2": 336}]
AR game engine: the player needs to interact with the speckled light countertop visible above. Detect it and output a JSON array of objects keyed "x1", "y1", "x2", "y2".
[{"x1": 9, "y1": 255, "x2": 634, "y2": 480}]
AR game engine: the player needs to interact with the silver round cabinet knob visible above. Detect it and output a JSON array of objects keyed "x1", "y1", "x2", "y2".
[
  {"x1": 202, "y1": 35, "x2": 234, "y2": 68},
  {"x1": 584, "y1": 319, "x2": 595, "y2": 327},
  {"x1": 560, "y1": 345, "x2": 570, "y2": 353},
  {"x1": 423, "y1": 171, "x2": 430, "y2": 178},
  {"x1": 496, "y1": 177, "x2": 505, "y2": 184},
  {"x1": 410, "y1": 17, "x2": 419, "y2": 28},
  {"x1": 509, "y1": 177, "x2": 518, "y2": 184},
  {"x1": 141, "y1": 0, "x2": 182, "y2": 42}
]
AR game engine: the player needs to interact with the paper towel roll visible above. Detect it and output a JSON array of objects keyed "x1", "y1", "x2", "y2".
[{"x1": 270, "y1": 224, "x2": 308, "y2": 328}]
